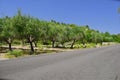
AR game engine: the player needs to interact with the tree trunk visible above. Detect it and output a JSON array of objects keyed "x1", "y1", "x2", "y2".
[
  {"x1": 21, "y1": 40, "x2": 25, "y2": 46},
  {"x1": 6, "y1": 38, "x2": 12, "y2": 51},
  {"x1": 29, "y1": 41, "x2": 34, "y2": 54},
  {"x1": 82, "y1": 40, "x2": 86, "y2": 48},
  {"x1": 8, "y1": 42, "x2": 12, "y2": 51},
  {"x1": 52, "y1": 41, "x2": 55, "y2": 48},
  {"x1": 28, "y1": 37, "x2": 34, "y2": 54},
  {"x1": 96, "y1": 42, "x2": 97, "y2": 45},
  {"x1": 34, "y1": 41, "x2": 37, "y2": 47},
  {"x1": 100, "y1": 41, "x2": 102, "y2": 45},
  {"x1": 61, "y1": 43, "x2": 65, "y2": 48},
  {"x1": 83, "y1": 43, "x2": 86, "y2": 48},
  {"x1": 70, "y1": 39, "x2": 75, "y2": 49}
]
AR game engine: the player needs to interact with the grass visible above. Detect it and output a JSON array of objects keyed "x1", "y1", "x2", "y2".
[
  {"x1": 5, "y1": 50, "x2": 24, "y2": 58},
  {"x1": 0, "y1": 47, "x2": 64, "y2": 59},
  {"x1": 0, "y1": 42, "x2": 118, "y2": 59}
]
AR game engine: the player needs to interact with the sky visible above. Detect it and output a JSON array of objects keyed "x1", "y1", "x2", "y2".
[{"x1": 0, "y1": 0, "x2": 120, "y2": 34}]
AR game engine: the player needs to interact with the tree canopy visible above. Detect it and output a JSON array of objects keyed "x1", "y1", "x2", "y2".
[{"x1": 0, "y1": 10, "x2": 119, "y2": 52}]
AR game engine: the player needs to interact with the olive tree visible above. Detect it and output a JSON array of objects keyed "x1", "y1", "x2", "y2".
[{"x1": 0, "y1": 16, "x2": 15, "y2": 51}]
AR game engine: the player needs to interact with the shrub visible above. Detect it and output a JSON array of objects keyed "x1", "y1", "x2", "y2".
[
  {"x1": 86, "y1": 43, "x2": 96, "y2": 48},
  {"x1": 74, "y1": 44, "x2": 80, "y2": 48},
  {"x1": 7, "y1": 50, "x2": 24, "y2": 57},
  {"x1": 13, "y1": 40, "x2": 21, "y2": 45}
]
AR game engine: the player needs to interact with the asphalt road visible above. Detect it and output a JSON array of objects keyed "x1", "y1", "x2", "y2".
[{"x1": 0, "y1": 45, "x2": 120, "y2": 80}]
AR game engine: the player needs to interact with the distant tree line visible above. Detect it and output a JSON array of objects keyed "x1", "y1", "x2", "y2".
[{"x1": 0, "y1": 10, "x2": 120, "y2": 53}]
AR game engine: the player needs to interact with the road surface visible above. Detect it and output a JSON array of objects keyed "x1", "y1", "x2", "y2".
[{"x1": 0, "y1": 45, "x2": 120, "y2": 80}]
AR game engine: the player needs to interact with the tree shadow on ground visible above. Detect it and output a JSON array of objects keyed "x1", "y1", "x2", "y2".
[{"x1": 0, "y1": 78, "x2": 11, "y2": 80}]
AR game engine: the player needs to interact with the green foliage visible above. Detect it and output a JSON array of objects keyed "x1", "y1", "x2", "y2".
[
  {"x1": 13, "y1": 40, "x2": 21, "y2": 45},
  {"x1": 47, "y1": 20, "x2": 62, "y2": 47},
  {"x1": 0, "y1": 16, "x2": 15, "y2": 51},
  {"x1": 6, "y1": 50, "x2": 24, "y2": 57},
  {"x1": 1, "y1": 16, "x2": 15, "y2": 38},
  {"x1": 86, "y1": 43, "x2": 96, "y2": 48},
  {"x1": 58, "y1": 26, "x2": 70, "y2": 47},
  {"x1": 0, "y1": 9, "x2": 119, "y2": 51},
  {"x1": 112, "y1": 34, "x2": 120, "y2": 43}
]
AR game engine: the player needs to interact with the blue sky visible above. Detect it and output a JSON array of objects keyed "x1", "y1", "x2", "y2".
[{"x1": 0, "y1": 0, "x2": 120, "y2": 34}]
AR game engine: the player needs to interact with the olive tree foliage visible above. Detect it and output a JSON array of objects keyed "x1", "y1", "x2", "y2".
[
  {"x1": 78, "y1": 26, "x2": 90, "y2": 47},
  {"x1": 25, "y1": 17, "x2": 41, "y2": 53},
  {"x1": 12, "y1": 10, "x2": 29, "y2": 46},
  {"x1": 39, "y1": 21, "x2": 50, "y2": 45},
  {"x1": 112, "y1": 34, "x2": 120, "y2": 43},
  {"x1": 47, "y1": 20, "x2": 61, "y2": 48},
  {"x1": 12, "y1": 10, "x2": 41, "y2": 53},
  {"x1": 103, "y1": 32, "x2": 114, "y2": 42},
  {"x1": 91, "y1": 31, "x2": 104, "y2": 45},
  {"x1": 57, "y1": 24, "x2": 71, "y2": 47},
  {"x1": 69, "y1": 24, "x2": 83, "y2": 48},
  {"x1": 0, "y1": 18, "x2": 3, "y2": 40},
  {"x1": 0, "y1": 9, "x2": 119, "y2": 51},
  {"x1": 0, "y1": 16, "x2": 15, "y2": 51}
]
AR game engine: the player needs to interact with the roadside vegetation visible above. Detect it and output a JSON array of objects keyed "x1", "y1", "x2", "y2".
[{"x1": 0, "y1": 10, "x2": 120, "y2": 58}]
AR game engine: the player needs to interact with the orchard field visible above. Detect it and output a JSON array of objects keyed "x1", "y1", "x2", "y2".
[{"x1": 0, "y1": 10, "x2": 120, "y2": 58}]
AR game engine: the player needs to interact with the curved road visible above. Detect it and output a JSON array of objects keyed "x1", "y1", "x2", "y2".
[{"x1": 0, "y1": 45, "x2": 120, "y2": 80}]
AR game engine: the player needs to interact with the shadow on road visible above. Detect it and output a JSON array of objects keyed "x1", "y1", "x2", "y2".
[
  {"x1": 115, "y1": 75, "x2": 119, "y2": 80},
  {"x1": 0, "y1": 78, "x2": 11, "y2": 80}
]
